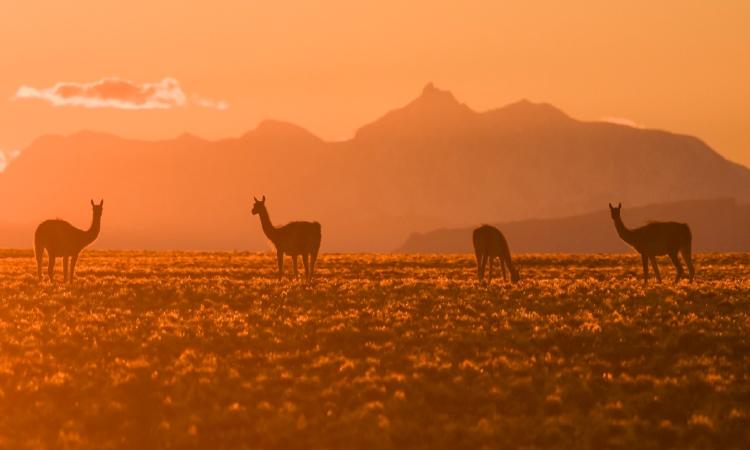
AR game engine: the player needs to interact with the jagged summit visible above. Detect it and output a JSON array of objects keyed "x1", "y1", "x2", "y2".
[
  {"x1": 354, "y1": 84, "x2": 579, "y2": 141},
  {"x1": 403, "y1": 82, "x2": 472, "y2": 114},
  {"x1": 354, "y1": 83, "x2": 475, "y2": 141},
  {"x1": 415, "y1": 82, "x2": 465, "y2": 108}
]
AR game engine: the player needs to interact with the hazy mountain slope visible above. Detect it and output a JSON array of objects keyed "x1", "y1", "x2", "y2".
[
  {"x1": 398, "y1": 198, "x2": 750, "y2": 253},
  {"x1": 348, "y1": 85, "x2": 750, "y2": 226},
  {"x1": 1, "y1": 84, "x2": 749, "y2": 251}
]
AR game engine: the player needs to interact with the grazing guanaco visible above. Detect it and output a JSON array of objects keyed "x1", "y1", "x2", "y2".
[
  {"x1": 251, "y1": 196, "x2": 321, "y2": 281},
  {"x1": 34, "y1": 200, "x2": 103, "y2": 283},
  {"x1": 609, "y1": 203, "x2": 694, "y2": 284},
  {"x1": 473, "y1": 224, "x2": 519, "y2": 283}
]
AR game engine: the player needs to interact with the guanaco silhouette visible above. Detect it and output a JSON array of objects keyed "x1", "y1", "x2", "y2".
[
  {"x1": 34, "y1": 199, "x2": 104, "y2": 283},
  {"x1": 472, "y1": 224, "x2": 519, "y2": 283},
  {"x1": 251, "y1": 196, "x2": 321, "y2": 281},
  {"x1": 609, "y1": 203, "x2": 694, "y2": 284}
]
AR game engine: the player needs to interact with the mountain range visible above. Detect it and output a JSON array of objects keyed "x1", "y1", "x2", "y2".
[{"x1": 1, "y1": 83, "x2": 748, "y2": 251}]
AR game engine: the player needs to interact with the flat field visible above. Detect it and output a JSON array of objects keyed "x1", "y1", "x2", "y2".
[{"x1": 0, "y1": 251, "x2": 748, "y2": 449}]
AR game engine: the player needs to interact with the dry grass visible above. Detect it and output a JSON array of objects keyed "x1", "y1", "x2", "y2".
[{"x1": 0, "y1": 251, "x2": 748, "y2": 449}]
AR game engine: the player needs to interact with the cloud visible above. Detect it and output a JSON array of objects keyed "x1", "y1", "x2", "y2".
[
  {"x1": 13, "y1": 77, "x2": 227, "y2": 110},
  {"x1": 600, "y1": 116, "x2": 644, "y2": 129},
  {"x1": 193, "y1": 95, "x2": 229, "y2": 111},
  {"x1": 0, "y1": 149, "x2": 19, "y2": 173}
]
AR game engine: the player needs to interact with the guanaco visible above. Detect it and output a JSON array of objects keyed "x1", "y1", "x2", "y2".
[
  {"x1": 251, "y1": 196, "x2": 321, "y2": 281},
  {"x1": 34, "y1": 200, "x2": 103, "y2": 282},
  {"x1": 473, "y1": 224, "x2": 519, "y2": 283},
  {"x1": 609, "y1": 202, "x2": 694, "y2": 284}
]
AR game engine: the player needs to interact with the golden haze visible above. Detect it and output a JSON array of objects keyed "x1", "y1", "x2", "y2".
[{"x1": 0, "y1": 1, "x2": 749, "y2": 163}]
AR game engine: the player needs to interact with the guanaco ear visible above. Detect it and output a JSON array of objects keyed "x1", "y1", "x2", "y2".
[
  {"x1": 91, "y1": 199, "x2": 95, "y2": 207},
  {"x1": 617, "y1": 202, "x2": 622, "y2": 209},
  {"x1": 261, "y1": 195, "x2": 266, "y2": 202},
  {"x1": 608, "y1": 203, "x2": 613, "y2": 209},
  {"x1": 253, "y1": 196, "x2": 259, "y2": 202},
  {"x1": 99, "y1": 199, "x2": 104, "y2": 206}
]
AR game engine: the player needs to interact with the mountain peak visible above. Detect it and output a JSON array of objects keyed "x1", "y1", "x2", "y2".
[
  {"x1": 354, "y1": 83, "x2": 474, "y2": 141},
  {"x1": 412, "y1": 82, "x2": 466, "y2": 111},
  {"x1": 483, "y1": 99, "x2": 571, "y2": 126},
  {"x1": 499, "y1": 99, "x2": 568, "y2": 117},
  {"x1": 244, "y1": 120, "x2": 322, "y2": 144},
  {"x1": 420, "y1": 82, "x2": 455, "y2": 99}
]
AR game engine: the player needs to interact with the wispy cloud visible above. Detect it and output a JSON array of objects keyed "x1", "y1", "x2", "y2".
[
  {"x1": 0, "y1": 149, "x2": 19, "y2": 173},
  {"x1": 192, "y1": 95, "x2": 229, "y2": 111},
  {"x1": 13, "y1": 77, "x2": 227, "y2": 110},
  {"x1": 600, "y1": 116, "x2": 644, "y2": 129}
]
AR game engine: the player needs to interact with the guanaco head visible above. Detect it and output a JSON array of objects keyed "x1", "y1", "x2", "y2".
[
  {"x1": 90, "y1": 199, "x2": 104, "y2": 217},
  {"x1": 251, "y1": 195, "x2": 266, "y2": 215},
  {"x1": 608, "y1": 202, "x2": 622, "y2": 221}
]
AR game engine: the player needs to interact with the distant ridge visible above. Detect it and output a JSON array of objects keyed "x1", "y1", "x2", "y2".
[
  {"x1": 398, "y1": 198, "x2": 750, "y2": 253},
  {"x1": 2, "y1": 84, "x2": 750, "y2": 251},
  {"x1": 243, "y1": 120, "x2": 324, "y2": 144}
]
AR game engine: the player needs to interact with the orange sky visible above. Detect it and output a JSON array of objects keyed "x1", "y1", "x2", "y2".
[{"x1": 1, "y1": 1, "x2": 748, "y2": 164}]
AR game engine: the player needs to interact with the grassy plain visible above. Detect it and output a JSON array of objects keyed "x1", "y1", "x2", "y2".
[{"x1": 0, "y1": 251, "x2": 748, "y2": 449}]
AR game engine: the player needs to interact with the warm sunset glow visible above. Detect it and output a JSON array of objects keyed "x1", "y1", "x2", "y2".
[
  {"x1": 2, "y1": 3, "x2": 749, "y2": 448},
  {"x1": 1, "y1": 1, "x2": 748, "y2": 162}
]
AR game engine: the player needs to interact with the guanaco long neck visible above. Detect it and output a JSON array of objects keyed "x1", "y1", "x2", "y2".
[
  {"x1": 85, "y1": 214, "x2": 102, "y2": 245},
  {"x1": 614, "y1": 215, "x2": 636, "y2": 245},
  {"x1": 258, "y1": 208, "x2": 278, "y2": 242}
]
